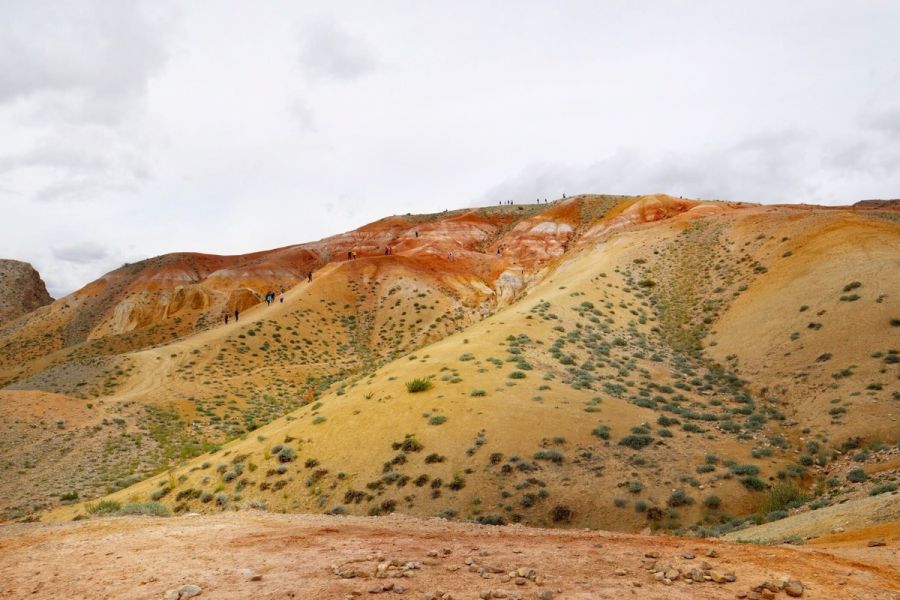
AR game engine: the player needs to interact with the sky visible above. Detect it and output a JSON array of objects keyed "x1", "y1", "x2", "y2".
[{"x1": 1, "y1": 1, "x2": 899, "y2": 298}]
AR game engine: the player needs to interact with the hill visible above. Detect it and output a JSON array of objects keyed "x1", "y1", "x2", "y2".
[
  {"x1": 0, "y1": 259, "x2": 52, "y2": 325},
  {"x1": 9, "y1": 195, "x2": 893, "y2": 538}
]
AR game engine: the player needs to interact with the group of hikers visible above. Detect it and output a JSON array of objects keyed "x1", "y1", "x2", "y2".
[
  {"x1": 264, "y1": 290, "x2": 285, "y2": 306},
  {"x1": 222, "y1": 271, "x2": 314, "y2": 325}
]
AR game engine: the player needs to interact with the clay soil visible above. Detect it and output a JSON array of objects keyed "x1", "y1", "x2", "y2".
[{"x1": 1, "y1": 512, "x2": 897, "y2": 600}]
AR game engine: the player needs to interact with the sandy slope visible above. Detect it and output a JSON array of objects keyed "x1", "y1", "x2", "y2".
[{"x1": 1, "y1": 512, "x2": 898, "y2": 600}]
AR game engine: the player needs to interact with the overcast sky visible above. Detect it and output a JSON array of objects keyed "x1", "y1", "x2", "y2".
[{"x1": 1, "y1": 1, "x2": 899, "y2": 297}]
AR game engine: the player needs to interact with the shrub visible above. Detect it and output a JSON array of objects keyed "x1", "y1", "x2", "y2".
[
  {"x1": 470, "y1": 389, "x2": 487, "y2": 397},
  {"x1": 406, "y1": 378, "x2": 433, "y2": 393},
  {"x1": 696, "y1": 464, "x2": 715, "y2": 474},
  {"x1": 86, "y1": 500, "x2": 122, "y2": 516},
  {"x1": 591, "y1": 425, "x2": 610, "y2": 440},
  {"x1": 626, "y1": 480, "x2": 644, "y2": 494},
  {"x1": 277, "y1": 447, "x2": 295, "y2": 463},
  {"x1": 667, "y1": 490, "x2": 694, "y2": 507},
  {"x1": 869, "y1": 483, "x2": 898, "y2": 496},
  {"x1": 634, "y1": 500, "x2": 648, "y2": 513},
  {"x1": 847, "y1": 468, "x2": 868, "y2": 483},
  {"x1": 551, "y1": 505, "x2": 573, "y2": 522},
  {"x1": 703, "y1": 495, "x2": 721, "y2": 509},
  {"x1": 118, "y1": 502, "x2": 171, "y2": 517},
  {"x1": 761, "y1": 482, "x2": 806, "y2": 513},
  {"x1": 534, "y1": 450, "x2": 564, "y2": 464},
  {"x1": 508, "y1": 371, "x2": 526, "y2": 379},
  {"x1": 741, "y1": 476, "x2": 766, "y2": 491},
  {"x1": 428, "y1": 415, "x2": 447, "y2": 426},
  {"x1": 613, "y1": 497, "x2": 628, "y2": 508},
  {"x1": 842, "y1": 281, "x2": 862, "y2": 292},
  {"x1": 619, "y1": 434, "x2": 653, "y2": 450},
  {"x1": 730, "y1": 464, "x2": 759, "y2": 476}
]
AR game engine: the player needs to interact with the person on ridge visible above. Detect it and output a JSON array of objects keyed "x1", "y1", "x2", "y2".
[
  {"x1": 308, "y1": 271, "x2": 313, "y2": 283},
  {"x1": 234, "y1": 308, "x2": 239, "y2": 322}
]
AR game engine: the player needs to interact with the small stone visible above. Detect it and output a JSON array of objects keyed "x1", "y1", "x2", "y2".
[
  {"x1": 736, "y1": 593, "x2": 747, "y2": 599},
  {"x1": 492, "y1": 591, "x2": 508, "y2": 598},
  {"x1": 514, "y1": 577, "x2": 527, "y2": 586},
  {"x1": 250, "y1": 575, "x2": 262, "y2": 582},
  {"x1": 682, "y1": 551, "x2": 695, "y2": 560},
  {"x1": 705, "y1": 549, "x2": 718, "y2": 558},
  {"x1": 867, "y1": 538, "x2": 886, "y2": 547},
  {"x1": 614, "y1": 568, "x2": 627, "y2": 576},
  {"x1": 664, "y1": 569, "x2": 680, "y2": 580},
  {"x1": 784, "y1": 580, "x2": 803, "y2": 597},
  {"x1": 761, "y1": 590, "x2": 775, "y2": 600},
  {"x1": 427, "y1": 550, "x2": 439, "y2": 558},
  {"x1": 178, "y1": 584, "x2": 202, "y2": 598},
  {"x1": 393, "y1": 585, "x2": 405, "y2": 594},
  {"x1": 163, "y1": 590, "x2": 180, "y2": 600},
  {"x1": 710, "y1": 571, "x2": 727, "y2": 584},
  {"x1": 368, "y1": 585, "x2": 382, "y2": 594},
  {"x1": 539, "y1": 592, "x2": 553, "y2": 600},
  {"x1": 644, "y1": 552, "x2": 660, "y2": 559}
]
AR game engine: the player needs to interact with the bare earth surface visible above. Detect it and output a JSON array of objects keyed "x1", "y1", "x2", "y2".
[{"x1": 1, "y1": 513, "x2": 898, "y2": 600}]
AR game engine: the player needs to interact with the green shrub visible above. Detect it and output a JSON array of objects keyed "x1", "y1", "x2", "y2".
[
  {"x1": 703, "y1": 495, "x2": 721, "y2": 509},
  {"x1": 118, "y1": 502, "x2": 171, "y2": 517},
  {"x1": 534, "y1": 450, "x2": 564, "y2": 464},
  {"x1": 634, "y1": 500, "x2": 648, "y2": 513},
  {"x1": 869, "y1": 483, "x2": 898, "y2": 496},
  {"x1": 406, "y1": 378, "x2": 433, "y2": 393},
  {"x1": 741, "y1": 476, "x2": 766, "y2": 491},
  {"x1": 277, "y1": 447, "x2": 295, "y2": 463},
  {"x1": 730, "y1": 464, "x2": 759, "y2": 476},
  {"x1": 761, "y1": 482, "x2": 806, "y2": 513},
  {"x1": 592, "y1": 425, "x2": 610, "y2": 440},
  {"x1": 508, "y1": 371, "x2": 526, "y2": 379},
  {"x1": 470, "y1": 389, "x2": 487, "y2": 397},
  {"x1": 667, "y1": 490, "x2": 694, "y2": 507},
  {"x1": 619, "y1": 434, "x2": 653, "y2": 450},
  {"x1": 428, "y1": 415, "x2": 447, "y2": 426},
  {"x1": 85, "y1": 500, "x2": 122, "y2": 515},
  {"x1": 847, "y1": 468, "x2": 868, "y2": 483}
]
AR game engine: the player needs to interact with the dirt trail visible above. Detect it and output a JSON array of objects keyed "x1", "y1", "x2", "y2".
[{"x1": 0, "y1": 512, "x2": 897, "y2": 600}]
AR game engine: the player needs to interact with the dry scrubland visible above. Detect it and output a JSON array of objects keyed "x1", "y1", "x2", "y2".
[{"x1": 0, "y1": 196, "x2": 897, "y2": 550}]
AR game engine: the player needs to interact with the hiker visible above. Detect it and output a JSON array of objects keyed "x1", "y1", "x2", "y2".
[
  {"x1": 307, "y1": 271, "x2": 313, "y2": 283},
  {"x1": 415, "y1": 230, "x2": 419, "y2": 238},
  {"x1": 234, "y1": 309, "x2": 239, "y2": 322},
  {"x1": 224, "y1": 313, "x2": 229, "y2": 324},
  {"x1": 280, "y1": 291, "x2": 285, "y2": 303},
  {"x1": 496, "y1": 247, "x2": 501, "y2": 255},
  {"x1": 447, "y1": 251, "x2": 453, "y2": 261},
  {"x1": 347, "y1": 251, "x2": 352, "y2": 260},
  {"x1": 352, "y1": 250, "x2": 357, "y2": 260}
]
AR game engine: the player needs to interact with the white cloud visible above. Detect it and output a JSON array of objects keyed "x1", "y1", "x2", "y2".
[{"x1": 298, "y1": 16, "x2": 378, "y2": 82}]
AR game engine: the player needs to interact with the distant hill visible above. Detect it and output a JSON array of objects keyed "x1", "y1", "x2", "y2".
[{"x1": 0, "y1": 259, "x2": 53, "y2": 325}]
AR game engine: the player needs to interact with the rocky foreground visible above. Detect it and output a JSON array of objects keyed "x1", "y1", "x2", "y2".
[{"x1": 0, "y1": 513, "x2": 897, "y2": 600}]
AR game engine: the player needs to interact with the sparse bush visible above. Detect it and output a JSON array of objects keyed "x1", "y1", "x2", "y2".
[
  {"x1": 534, "y1": 450, "x2": 564, "y2": 464},
  {"x1": 406, "y1": 378, "x2": 433, "y2": 393},
  {"x1": 869, "y1": 483, "x2": 898, "y2": 496},
  {"x1": 703, "y1": 495, "x2": 721, "y2": 509},
  {"x1": 619, "y1": 434, "x2": 653, "y2": 450},
  {"x1": 847, "y1": 468, "x2": 868, "y2": 483},
  {"x1": 761, "y1": 482, "x2": 806, "y2": 513},
  {"x1": 667, "y1": 490, "x2": 694, "y2": 507},
  {"x1": 85, "y1": 500, "x2": 122, "y2": 516},
  {"x1": 118, "y1": 502, "x2": 171, "y2": 517},
  {"x1": 470, "y1": 389, "x2": 487, "y2": 397},
  {"x1": 428, "y1": 415, "x2": 447, "y2": 426},
  {"x1": 508, "y1": 371, "x2": 526, "y2": 379}
]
